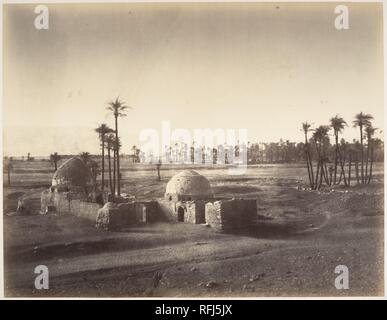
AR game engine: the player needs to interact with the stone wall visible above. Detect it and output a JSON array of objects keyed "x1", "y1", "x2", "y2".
[
  {"x1": 41, "y1": 189, "x2": 102, "y2": 222},
  {"x1": 41, "y1": 190, "x2": 70, "y2": 214},
  {"x1": 185, "y1": 201, "x2": 205, "y2": 224},
  {"x1": 41, "y1": 189, "x2": 55, "y2": 213},
  {"x1": 205, "y1": 199, "x2": 257, "y2": 231},
  {"x1": 205, "y1": 201, "x2": 222, "y2": 230},
  {"x1": 41, "y1": 190, "x2": 257, "y2": 232},
  {"x1": 42, "y1": 189, "x2": 165, "y2": 230},
  {"x1": 73, "y1": 200, "x2": 102, "y2": 222},
  {"x1": 96, "y1": 200, "x2": 162, "y2": 230},
  {"x1": 141, "y1": 201, "x2": 160, "y2": 223},
  {"x1": 185, "y1": 202, "x2": 196, "y2": 223},
  {"x1": 157, "y1": 199, "x2": 206, "y2": 224},
  {"x1": 157, "y1": 199, "x2": 177, "y2": 221},
  {"x1": 195, "y1": 200, "x2": 206, "y2": 224}
]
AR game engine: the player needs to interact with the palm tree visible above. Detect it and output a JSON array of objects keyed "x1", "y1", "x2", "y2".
[
  {"x1": 79, "y1": 152, "x2": 91, "y2": 165},
  {"x1": 346, "y1": 142, "x2": 353, "y2": 186},
  {"x1": 95, "y1": 123, "x2": 113, "y2": 191},
  {"x1": 107, "y1": 97, "x2": 132, "y2": 196},
  {"x1": 302, "y1": 122, "x2": 314, "y2": 188},
  {"x1": 365, "y1": 125, "x2": 377, "y2": 184},
  {"x1": 111, "y1": 137, "x2": 116, "y2": 195},
  {"x1": 330, "y1": 115, "x2": 347, "y2": 185},
  {"x1": 353, "y1": 112, "x2": 373, "y2": 184},
  {"x1": 50, "y1": 152, "x2": 61, "y2": 171},
  {"x1": 6, "y1": 159, "x2": 13, "y2": 186},
  {"x1": 352, "y1": 139, "x2": 361, "y2": 184},
  {"x1": 106, "y1": 134, "x2": 115, "y2": 194},
  {"x1": 336, "y1": 138, "x2": 348, "y2": 185},
  {"x1": 112, "y1": 137, "x2": 122, "y2": 195},
  {"x1": 88, "y1": 160, "x2": 100, "y2": 191},
  {"x1": 312, "y1": 125, "x2": 330, "y2": 189}
]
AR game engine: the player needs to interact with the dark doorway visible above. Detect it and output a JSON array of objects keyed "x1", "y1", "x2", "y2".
[{"x1": 177, "y1": 206, "x2": 185, "y2": 222}]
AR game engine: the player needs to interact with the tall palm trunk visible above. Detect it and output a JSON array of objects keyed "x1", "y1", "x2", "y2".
[
  {"x1": 318, "y1": 161, "x2": 324, "y2": 189},
  {"x1": 308, "y1": 154, "x2": 314, "y2": 188},
  {"x1": 355, "y1": 154, "x2": 360, "y2": 184},
  {"x1": 360, "y1": 125, "x2": 364, "y2": 184},
  {"x1": 337, "y1": 169, "x2": 343, "y2": 185},
  {"x1": 367, "y1": 142, "x2": 374, "y2": 184},
  {"x1": 337, "y1": 148, "x2": 347, "y2": 186},
  {"x1": 113, "y1": 148, "x2": 116, "y2": 196},
  {"x1": 314, "y1": 142, "x2": 321, "y2": 189},
  {"x1": 322, "y1": 161, "x2": 330, "y2": 185},
  {"x1": 333, "y1": 134, "x2": 339, "y2": 184},
  {"x1": 315, "y1": 160, "x2": 320, "y2": 190},
  {"x1": 322, "y1": 142, "x2": 330, "y2": 186},
  {"x1": 7, "y1": 168, "x2": 11, "y2": 186},
  {"x1": 348, "y1": 151, "x2": 352, "y2": 186},
  {"x1": 304, "y1": 146, "x2": 312, "y2": 187},
  {"x1": 107, "y1": 147, "x2": 113, "y2": 193},
  {"x1": 115, "y1": 116, "x2": 121, "y2": 196},
  {"x1": 101, "y1": 138, "x2": 105, "y2": 190},
  {"x1": 365, "y1": 135, "x2": 370, "y2": 183},
  {"x1": 304, "y1": 133, "x2": 313, "y2": 188}
]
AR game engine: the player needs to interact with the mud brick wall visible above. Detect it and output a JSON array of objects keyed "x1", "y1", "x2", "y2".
[
  {"x1": 101, "y1": 201, "x2": 161, "y2": 228},
  {"x1": 69, "y1": 199, "x2": 81, "y2": 214},
  {"x1": 110, "y1": 202, "x2": 138, "y2": 227},
  {"x1": 220, "y1": 199, "x2": 257, "y2": 230},
  {"x1": 205, "y1": 201, "x2": 222, "y2": 230},
  {"x1": 185, "y1": 202, "x2": 196, "y2": 223},
  {"x1": 41, "y1": 190, "x2": 101, "y2": 222},
  {"x1": 52, "y1": 192, "x2": 71, "y2": 213},
  {"x1": 68, "y1": 199, "x2": 101, "y2": 221},
  {"x1": 41, "y1": 189, "x2": 54, "y2": 213},
  {"x1": 194, "y1": 200, "x2": 206, "y2": 224},
  {"x1": 96, "y1": 201, "x2": 160, "y2": 230},
  {"x1": 77, "y1": 201, "x2": 101, "y2": 221},
  {"x1": 42, "y1": 189, "x2": 165, "y2": 228},
  {"x1": 134, "y1": 203, "x2": 146, "y2": 222},
  {"x1": 42, "y1": 191, "x2": 89, "y2": 215},
  {"x1": 185, "y1": 201, "x2": 206, "y2": 224},
  {"x1": 157, "y1": 199, "x2": 177, "y2": 221},
  {"x1": 140, "y1": 201, "x2": 160, "y2": 223},
  {"x1": 205, "y1": 199, "x2": 257, "y2": 231}
]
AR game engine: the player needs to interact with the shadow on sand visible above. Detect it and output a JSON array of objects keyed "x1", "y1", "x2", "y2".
[{"x1": 223, "y1": 219, "x2": 314, "y2": 240}]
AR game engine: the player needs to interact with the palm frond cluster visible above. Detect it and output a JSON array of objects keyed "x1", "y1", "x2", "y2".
[
  {"x1": 96, "y1": 97, "x2": 130, "y2": 197},
  {"x1": 303, "y1": 112, "x2": 378, "y2": 190}
]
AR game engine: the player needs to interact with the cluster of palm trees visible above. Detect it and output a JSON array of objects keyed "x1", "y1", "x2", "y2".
[
  {"x1": 302, "y1": 112, "x2": 377, "y2": 190},
  {"x1": 95, "y1": 97, "x2": 130, "y2": 197}
]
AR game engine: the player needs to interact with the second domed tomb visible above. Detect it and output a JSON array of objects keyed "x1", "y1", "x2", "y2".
[
  {"x1": 41, "y1": 157, "x2": 94, "y2": 214},
  {"x1": 51, "y1": 157, "x2": 91, "y2": 192}
]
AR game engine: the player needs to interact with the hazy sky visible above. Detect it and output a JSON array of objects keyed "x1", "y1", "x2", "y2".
[{"x1": 3, "y1": 2, "x2": 384, "y2": 156}]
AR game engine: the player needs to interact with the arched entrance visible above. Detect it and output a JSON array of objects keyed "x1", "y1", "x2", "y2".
[{"x1": 177, "y1": 206, "x2": 185, "y2": 222}]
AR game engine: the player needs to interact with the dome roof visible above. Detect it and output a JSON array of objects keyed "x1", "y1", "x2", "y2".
[
  {"x1": 52, "y1": 157, "x2": 91, "y2": 189},
  {"x1": 165, "y1": 170, "x2": 213, "y2": 200}
]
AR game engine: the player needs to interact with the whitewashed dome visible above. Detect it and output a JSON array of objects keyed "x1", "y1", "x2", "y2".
[{"x1": 165, "y1": 170, "x2": 213, "y2": 201}]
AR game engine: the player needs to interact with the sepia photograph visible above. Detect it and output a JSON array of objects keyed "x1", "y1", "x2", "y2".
[{"x1": 1, "y1": 1, "x2": 384, "y2": 299}]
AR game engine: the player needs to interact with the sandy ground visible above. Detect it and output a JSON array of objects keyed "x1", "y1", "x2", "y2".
[{"x1": 2, "y1": 162, "x2": 384, "y2": 297}]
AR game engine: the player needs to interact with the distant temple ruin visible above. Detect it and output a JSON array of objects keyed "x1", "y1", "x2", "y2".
[{"x1": 41, "y1": 157, "x2": 257, "y2": 231}]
